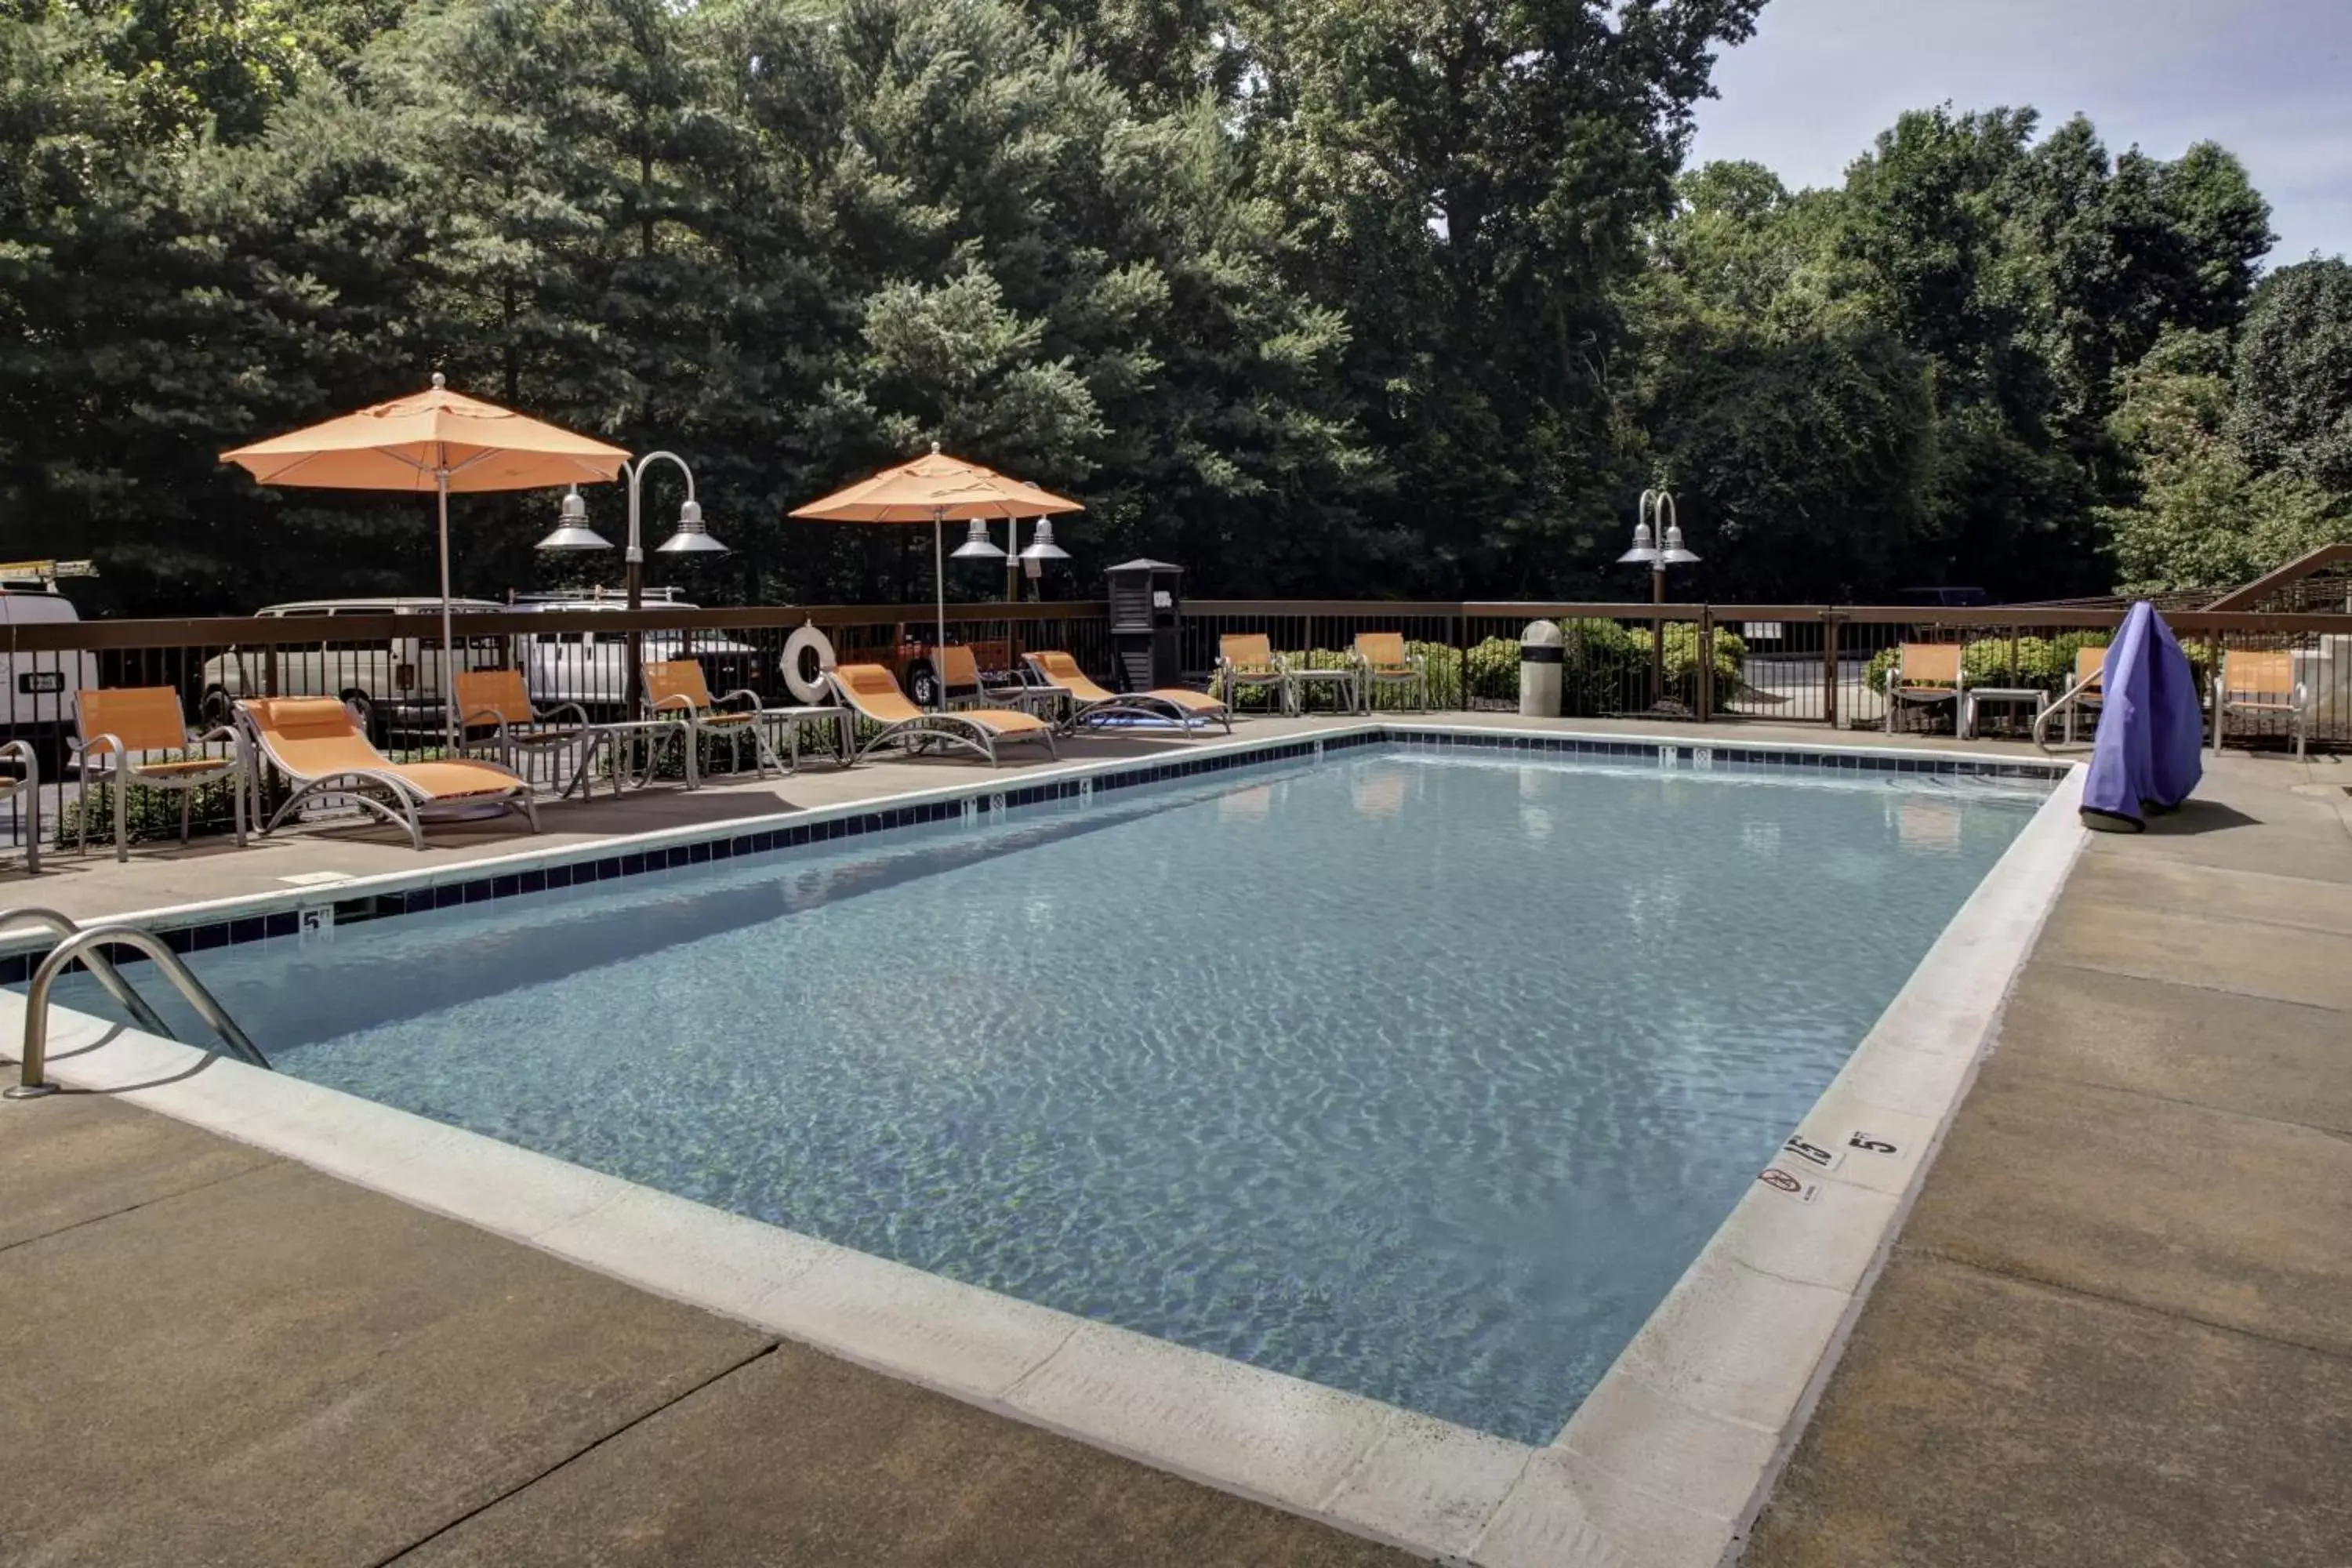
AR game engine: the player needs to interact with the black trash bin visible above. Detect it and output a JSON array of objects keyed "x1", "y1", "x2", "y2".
[{"x1": 1105, "y1": 559, "x2": 1183, "y2": 693}]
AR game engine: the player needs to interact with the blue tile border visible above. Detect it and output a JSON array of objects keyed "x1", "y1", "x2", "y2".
[
  {"x1": 0, "y1": 725, "x2": 2062, "y2": 984},
  {"x1": 1381, "y1": 727, "x2": 2068, "y2": 785}
]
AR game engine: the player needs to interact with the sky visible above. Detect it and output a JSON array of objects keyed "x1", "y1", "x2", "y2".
[{"x1": 1688, "y1": 0, "x2": 2352, "y2": 265}]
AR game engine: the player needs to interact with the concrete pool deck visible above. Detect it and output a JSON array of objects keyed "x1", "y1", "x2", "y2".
[
  {"x1": 4, "y1": 719, "x2": 2333, "y2": 1561},
  {"x1": 1747, "y1": 744, "x2": 2352, "y2": 1566}
]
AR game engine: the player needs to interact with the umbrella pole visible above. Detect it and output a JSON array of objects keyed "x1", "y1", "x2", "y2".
[
  {"x1": 438, "y1": 466, "x2": 457, "y2": 750},
  {"x1": 934, "y1": 509, "x2": 946, "y2": 711}
]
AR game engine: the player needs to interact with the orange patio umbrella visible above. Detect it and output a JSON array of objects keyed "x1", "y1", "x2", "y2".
[
  {"x1": 790, "y1": 444, "x2": 1081, "y2": 697},
  {"x1": 220, "y1": 373, "x2": 630, "y2": 742}
]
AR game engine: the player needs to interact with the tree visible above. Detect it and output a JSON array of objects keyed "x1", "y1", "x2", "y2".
[
  {"x1": 2231, "y1": 258, "x2": 2352, "y2": 492},
  {"x1": 2100, "y1": 330, "x2": 2347, "y2": 593}
]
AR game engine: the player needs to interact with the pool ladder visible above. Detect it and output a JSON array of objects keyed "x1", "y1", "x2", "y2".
[{"x1": 2, "y1": 908, "x2": 270, "y2": 1099}]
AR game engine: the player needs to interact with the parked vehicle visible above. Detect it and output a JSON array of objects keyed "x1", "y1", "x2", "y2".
[
  {"x1": 198, "y1": 598, "x2": 510, "y2": 741},
  {"x1": 0, "y1": 561, "x2": 100, "y2": 774},
  {"x1": 512, "y1": 590, "x2": 761, "y2": 715}
]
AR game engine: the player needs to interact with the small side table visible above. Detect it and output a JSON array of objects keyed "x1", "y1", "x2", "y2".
[
  {"x1": 1283, "y1": 667, "x2": 1359, "y2": 716},
  {"x1": 566, "y1": 717, "x2": 696, "y2": 797},
  {"x1": 756, "y1": 705, "x2": 852, "y2": 771},
  {"x1": 1962, "y1": 687, "x2": 2049, "y2": 740}
]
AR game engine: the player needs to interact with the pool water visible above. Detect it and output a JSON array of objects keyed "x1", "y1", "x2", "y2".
[{"x1": 75, "y1": 750, "x2": 2042, "y2": 1443}]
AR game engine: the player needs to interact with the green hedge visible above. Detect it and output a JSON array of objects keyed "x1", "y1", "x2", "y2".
[
  {"x1": 1862, "y1": 632, "x2": 2161, "y2": 696},
  {"x1": 1212, "y1": 626, "x2": 1746, "y2": 713},
  {"x1": 53, "y1": 768, "x2": 243, "y2": 850}
]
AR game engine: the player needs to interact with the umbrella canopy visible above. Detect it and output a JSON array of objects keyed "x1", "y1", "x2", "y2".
[
  {"x1": 790, "y1": 445, "x2": 1082, "y2": 703},
  {"x1": 221, "y1": 374, "x2": 630, "y2": 745},
  {"x1": 221, "y1": 374, "x2": 630, "y2": 492},
  {"x1": 789, "y1": 445, "x2": 1080, "y2": 524}
]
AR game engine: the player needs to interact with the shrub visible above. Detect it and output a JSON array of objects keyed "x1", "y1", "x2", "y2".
[{"x1": 54, "y1": 769, "x2": 243, "y2": 850}]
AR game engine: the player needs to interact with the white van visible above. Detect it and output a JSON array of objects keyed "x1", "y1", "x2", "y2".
[
  {"x1": 198, "y1": 598, "x2": 511, "y2": 740},
  {"x1": 1, "y1": 575, "x2": 100, "y2": 773},
  {"x1": 514, "y1": 590, "x2": 762, "y2": 715}
]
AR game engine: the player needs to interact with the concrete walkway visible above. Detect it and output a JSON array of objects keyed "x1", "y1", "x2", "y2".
[
  {"x1": 1748, "y1": 750, "x2": 2352, "y2": 1566},
  {"x1": 0, "y1": 1090, "x2": 1418, "y2": 1567},
  {"x1": 11, "y1": 715, "x2": 2343, "y2": 1566}
]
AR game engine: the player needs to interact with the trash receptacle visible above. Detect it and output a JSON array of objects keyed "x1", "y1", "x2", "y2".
[{"x1": 1520, "y1": 621, "x2": 1563, "y2": 717}]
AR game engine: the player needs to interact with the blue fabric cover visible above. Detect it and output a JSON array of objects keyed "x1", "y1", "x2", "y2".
[{"x1": 2081, "y1": 601, "x2": 2203, "y2": 830}]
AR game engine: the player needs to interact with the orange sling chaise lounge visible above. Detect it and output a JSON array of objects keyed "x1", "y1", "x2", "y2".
[
  {"x1": 825, "y1": 662, "x2": 1056, "y2": 766},
  {"x1": 1022, "y1": 650, "x2": 1231, "y2": 734},
  {"x1": 240, "y1": 695, "x2": 539, "y2": 850}
]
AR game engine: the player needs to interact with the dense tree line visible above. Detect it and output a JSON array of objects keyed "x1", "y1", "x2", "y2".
[{"x1": 2, "y1": 0, "x2": 2347, "y2": 615}]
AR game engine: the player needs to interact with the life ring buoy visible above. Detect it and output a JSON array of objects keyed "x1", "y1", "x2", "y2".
[{"x1": 782, "y1": 623, "x2": 837, "y2": 704}]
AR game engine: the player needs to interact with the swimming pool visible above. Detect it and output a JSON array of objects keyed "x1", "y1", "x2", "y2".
[{"x1": 54, "y1": 742, "x2": 2045, "y2": 1445}]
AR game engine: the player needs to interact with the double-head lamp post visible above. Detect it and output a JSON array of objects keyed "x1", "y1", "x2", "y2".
[
  {"x1": 948, "y1": 514, "x2": 1070, "y2": 601},
  {"x1": 1616, "y1": 488, "x2": 1698, "y2": 708},
  {"x1": 536, "y1": 450, "x2": 727, "y2": 713}
]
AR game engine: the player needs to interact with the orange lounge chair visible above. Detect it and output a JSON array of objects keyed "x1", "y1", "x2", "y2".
[
  {"x1": 643, "y1": 659, "x2": 785, "y2": 777},
  {"x1": 74, "y1": 686, "x2": 246, "y2": 861},
  {"x1": 826, "y1": 662, "x2": 1056, "y2": 767},
  {"x1": 1349, "y1": 632, "x2": 1428, "y2": 713},
  {"x1": 1882, "y1": 643, "x2": 1965, "y2": 734},
  {"x1": 1214, "y1": 633, "x2": 1289, "y2": 713},
  {"x1": 936, "y1": 644, "x2": 1042, "y2": 713},
  {"x1": 2058, "y1": 645, "x2": 2106, "y2": 746},
  {"x1": 2212, "y1": 648, "x2": 2307, "y2": 760},
  {"x1": 241, "y1": 695, "x2": 537, "y2": 850},
  {"x1": 1022, "y1": 650, "x2": 1231, "y2": 733},
  {"x1": 454, "y1": 668, "x2": 595, "y2": 786}
]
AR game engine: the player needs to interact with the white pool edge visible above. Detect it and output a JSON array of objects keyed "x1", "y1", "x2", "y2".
[{"x1": 0, "y1": 731, "x2": 2085, "y2": 1568}]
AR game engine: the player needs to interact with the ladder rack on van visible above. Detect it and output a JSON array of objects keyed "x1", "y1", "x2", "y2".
[{"x1": 0, "y1": 560, "x2": 96, "y2": 590}]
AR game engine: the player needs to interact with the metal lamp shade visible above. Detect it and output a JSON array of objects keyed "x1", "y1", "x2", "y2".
[
  {"x1": 950, "y1": 519, "x2": 1006, "y2": 560},
  {"x1": 537, "y1": 488, "x2": 614, "y2": 551},
  {"x1": 1018, "y1": 518, "x2": 1070, "y2": 562},
  {"x1": 656, "y1": 497, "x2": 728, "y2": 554}
]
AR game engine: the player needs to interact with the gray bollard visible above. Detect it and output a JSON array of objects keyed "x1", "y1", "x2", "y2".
[{"x1": 1520, "y1": 620, "x2": 1563, "y2": 717}]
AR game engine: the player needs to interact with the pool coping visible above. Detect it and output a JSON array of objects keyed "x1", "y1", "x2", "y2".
[{"x1": 0, "y1": 724, "x2": 2085, "y2": 1567}]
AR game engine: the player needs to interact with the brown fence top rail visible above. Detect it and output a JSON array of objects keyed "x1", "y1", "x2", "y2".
[
  {"x1": 9, "y1": 597, "x2": 2352, "y2": 653},
  {"x1": 2, "y1": 600, "x2": 1115, "y2": 652}
]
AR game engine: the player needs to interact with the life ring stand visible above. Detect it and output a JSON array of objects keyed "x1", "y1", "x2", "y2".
[{"x1": 782, "y1": 622, "x2": 837, "y2": 704}]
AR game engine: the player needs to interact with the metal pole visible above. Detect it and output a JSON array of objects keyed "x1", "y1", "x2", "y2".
[
  {"x1": 1651, "y1": 558, "x2": 1666, "y2": 709},
  {"x1": 624, "y1": 458, "x2": 644, "y2": 717},
  {"x1": 933, "y1": 507, "x2": 947, "y2": 710},
  {"x1": 437, "y1": 466, "x2": 457, "y2": 749},
  {"x1": 1816, "y1": 612, "x2": 1835, "y2": 728}
]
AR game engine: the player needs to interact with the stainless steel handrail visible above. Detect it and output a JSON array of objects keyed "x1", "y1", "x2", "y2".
[
  {"x1": 9, "y1": 924, "x2": 270, "y2": 1098},
  {"x1": 2032, "y1": 669, "x2": 2104, "y2": 753},
  {"x1": 0, "y1": 908, "x2": 174, "y2": 1037}
]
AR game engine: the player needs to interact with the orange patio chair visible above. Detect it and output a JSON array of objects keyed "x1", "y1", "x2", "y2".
[
  {"x1": 453, "y1": 668, "x2": 595, "y2": 786},
  {"x1": 2212, "y1": 648, "x2": 2307, "y2": 760},
  {"x1": 240, "y1": 695, "x2": 536, "y2": 851},
  {"x1": 74, "y1": 686, "x2": 245, "y2": 861},
  {"x1": 1022, "y1": 650, "x2": 1230, "y2": 734},
  {"x1": 1349, "y1": 632, "x2": 1428, "y2": 712},
  {"x1": 643, "y1": 658, "x2": 784, "y2": 776},
  {"x1": 1214, "y1": 633, "x2": 1288, "y2": 713},
  {"x1": 936, "y1": 644, "x2": 1040, "y2": 713},
  {"x1": 2056, "y1": 644, "x2": 2107, "y2": 746},
  {"x1": 1882, "y1": 643, "x2": 1965, "y2": 734},
  {"x1": 825, "y1": 662, "x2": 1056, "y2": 767}
]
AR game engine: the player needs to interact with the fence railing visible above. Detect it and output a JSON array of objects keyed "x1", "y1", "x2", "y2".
[{"x1": 7, "y1": 597, "x2": 2349, "y2": 855}]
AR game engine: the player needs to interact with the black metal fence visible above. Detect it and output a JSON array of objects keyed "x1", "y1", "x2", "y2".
[{"x1": 7, "y1": 596, "x2": 2349, "y2": 857}]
